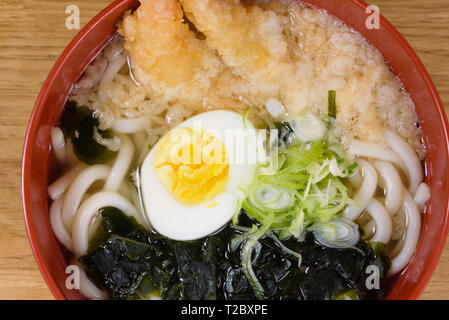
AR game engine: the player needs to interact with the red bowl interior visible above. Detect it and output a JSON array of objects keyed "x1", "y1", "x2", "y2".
[{"x1": 22, "y1": 0, "x2": 449, "y2": 300}]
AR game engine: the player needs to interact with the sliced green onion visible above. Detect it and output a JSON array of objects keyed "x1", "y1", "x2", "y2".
[
  {"x1": 289, "y1": 113, "x2": 326, "y2": 142},
  {"x1": 288, "y1": 208, "x2": 305, "y2": 239},
  {"x1": 328, "y1": 90, "x2": 337, "y2": 126},
  {"x1": 348, "y1": 162, "x2": 359, "y2": 175},
  {"x1": 240, "y1": 213, "x2": 274, "y2": 299},
  {"x1": 230, "y1": 225, "x2": 258, "y2": 252},
  {"x1": 248, "y1": 184, "x2": 295, "y2": 212},
  {"x1": 282, "y1": 140, "x2": 324, "y2": 171},
  {"x1": 235, "y1": 113, "x2": 358, "y2": 265},
  {"x1": 328, "y1": 157, "x2": 349, "y2": 178},
  {"x1": 265, "y1": 98, "x2": 285, "y2": 118},
  {"x1": 242, "y1": 107, "x2": 251, "y2": 130},
  {"x1": 309, "y1": 217, "x2": 360, "y2": 250},
  {"x1": 268, "y1": 232, "x2": 302, "y2": 266}
]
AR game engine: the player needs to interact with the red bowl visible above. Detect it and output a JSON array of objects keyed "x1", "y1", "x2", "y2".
[{"x1": 22, "y1": 0, "x2": 449, "y2": 300}]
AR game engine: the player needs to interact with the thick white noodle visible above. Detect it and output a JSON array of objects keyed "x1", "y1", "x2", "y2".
[
  {"x1": 348, "y1": 139, "x2": 407, "y2": 175},
  {"x1": 414, "y1": 182, "x2": 431, "y2": 210},
  {"x1": 49, "y1": 197, "x2": 73, "y2": 251},
  {"x1": 93, "y1": 127, "x2": 122, "y2": 151},
  {"x1": 51, "y1": 127, "x2": 66, "y2": 164},
  {"x1": 71, "y1": 191, "x2": 141, "y2": 256},
  {"x1": 348, "y1": 168, "x2": 363, "y2": 189},
  {"x1": 112, "y1": 117, "x2": 151, "y2": 133},
  {"x1": 62, "y1": 165, "x2": 111, "y2": 230},
  {"x1": 71, "y1": 259, "x2": 108, "y2": 300},
  {"x1": 389, "y1": 189, "x2": 422, "y2": 275},
  {"x1": 362, "y1": 219, "x2": 375, "y2": 239},
  {"x1": 65, "y1": 138, "x2": 79, "y2": 167},
  {"x1": 384, "y1": 129, "x2": 423, "y2": 193},
  {"x1": 344, "y1": 159, "x2": 378, "y2": 220},
  {"x1": 98, "y1": 53, "x2": 126, "y2": 103},
  {"x1": 48, "y1": 164, "x2": 85, "y2": 200},
  {"x1": 373, "y1": 160, "x2": 403, "y2": 215},
  {"x1": 104, "y1": 134, "x2": 134, "y2": 192},
  {"x1": 390, "y1": 235, "x2": 406, "y2": 258},
  {"x1": 365, "y1": 199, "x2": 392, "y2": 244},
  {"x1": 391, "y1": 207, "x2": 407, "y2": 241}
]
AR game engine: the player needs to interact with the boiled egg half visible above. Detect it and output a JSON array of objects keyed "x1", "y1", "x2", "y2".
[{"x1": 140, "y1": 110, "x2": 261, "y2": 240}]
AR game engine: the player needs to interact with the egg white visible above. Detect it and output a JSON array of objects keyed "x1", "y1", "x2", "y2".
[{"x1": 140, "y1": 110, "x2": 260, "y2": 240}]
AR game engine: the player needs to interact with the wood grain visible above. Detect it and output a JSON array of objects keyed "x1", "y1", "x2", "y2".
[{"x1": 0, "y1": 0, "x2": 448, "y2": 300}]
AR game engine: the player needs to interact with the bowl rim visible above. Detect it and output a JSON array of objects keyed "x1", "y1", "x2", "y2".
[
  {"x1": 21, "y1": 0, "x2": 133, "y2": 300},
  {"x1": 364, "y1": 3, "x2": 449, "y2": 300},
  {"x1": 21, "y1": 0, "x2": 449, "y2": 300}
]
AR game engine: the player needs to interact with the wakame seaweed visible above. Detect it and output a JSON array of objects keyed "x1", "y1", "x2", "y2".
[
  {"x1": 80, "y1": 208, "x2": 390, "y2": 300},
  {"x1": 61, "y1": 101, "x2": 117, "y2": 164},
  {"x1": 80, "y1": 207, "x2": 177, "y2": 299}
]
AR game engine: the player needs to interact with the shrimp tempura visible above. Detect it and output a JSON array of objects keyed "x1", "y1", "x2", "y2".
[
  {"x1": 180, "y1": 0, "x2": 291, "y2": 81},
  {"x1": 119, "y1": 0, "x2": 268, "y2": 117},
  {"x1": 119, "y1": 0, "x2": 222, "y2": 100}
]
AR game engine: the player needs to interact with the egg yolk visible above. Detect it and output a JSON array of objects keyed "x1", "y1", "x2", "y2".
[{"x1": 153, "y1": 127, "x2": 229, "y2": 205}]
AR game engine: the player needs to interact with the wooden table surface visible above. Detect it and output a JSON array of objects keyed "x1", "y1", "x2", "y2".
[{"x1": 0, "y1": 0, "x2": 448, "y2": 300}]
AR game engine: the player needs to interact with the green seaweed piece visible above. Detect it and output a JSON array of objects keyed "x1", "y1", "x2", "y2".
[
  {"x1": 168, "y1": 238, "x2": 218, "y2": 300},
  {"x1": 61, "y1": 101, "x2": 117, "y2": 164}
]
